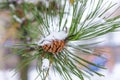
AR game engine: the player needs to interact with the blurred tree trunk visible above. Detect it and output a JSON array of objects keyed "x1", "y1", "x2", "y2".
[{"x1": 19, "y1": 56, "x2": 29, "y2": 80}]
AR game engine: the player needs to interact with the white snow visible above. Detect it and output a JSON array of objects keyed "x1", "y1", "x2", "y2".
[
  {"x1": 50, "y1": 31, "x2": 68, "y2": 40},
  {"x1": 0, "y1": 69, "x2": 20, "y2": 80},
  {"x1": 16, "y1": 0, "x2": 52, "y2": 6},
  {"x1": 12, "y1": 15, "x2": 25, "y2": 24},
  {"x1": 41, "y1": 58, "x2": 50, "y2": 70},
  {"x1": 37, "y1": 31, "x2": 68, "y2": 46},
  {"x1": 21, "y1": 0, "x2": 39, "y2": 4},
  {"x1": 9, "y1": 4, "x2": 15, "y2": 10}
]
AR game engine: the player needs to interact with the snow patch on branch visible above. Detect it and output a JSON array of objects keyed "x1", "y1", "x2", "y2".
[
  {"x1": 13, "y1": 15, "x2": 25, "y2": 23},
  {"x1": 41, "y1": 58, "x2": 50, "y2": 70}
]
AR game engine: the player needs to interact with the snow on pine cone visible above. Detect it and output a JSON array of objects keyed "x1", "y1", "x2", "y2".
[{"x1": 37, "y1": 31, "x2": 67, "y2": 54}]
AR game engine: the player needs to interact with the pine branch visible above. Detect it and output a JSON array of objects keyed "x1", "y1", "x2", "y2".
[{"x1": 1, "y1": 0, "x2": 120, "y2": 80}]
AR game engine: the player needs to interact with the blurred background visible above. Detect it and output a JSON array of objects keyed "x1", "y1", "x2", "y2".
[{"x1": 0, "y1": 0, "x2": 120, "y2": 80}]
